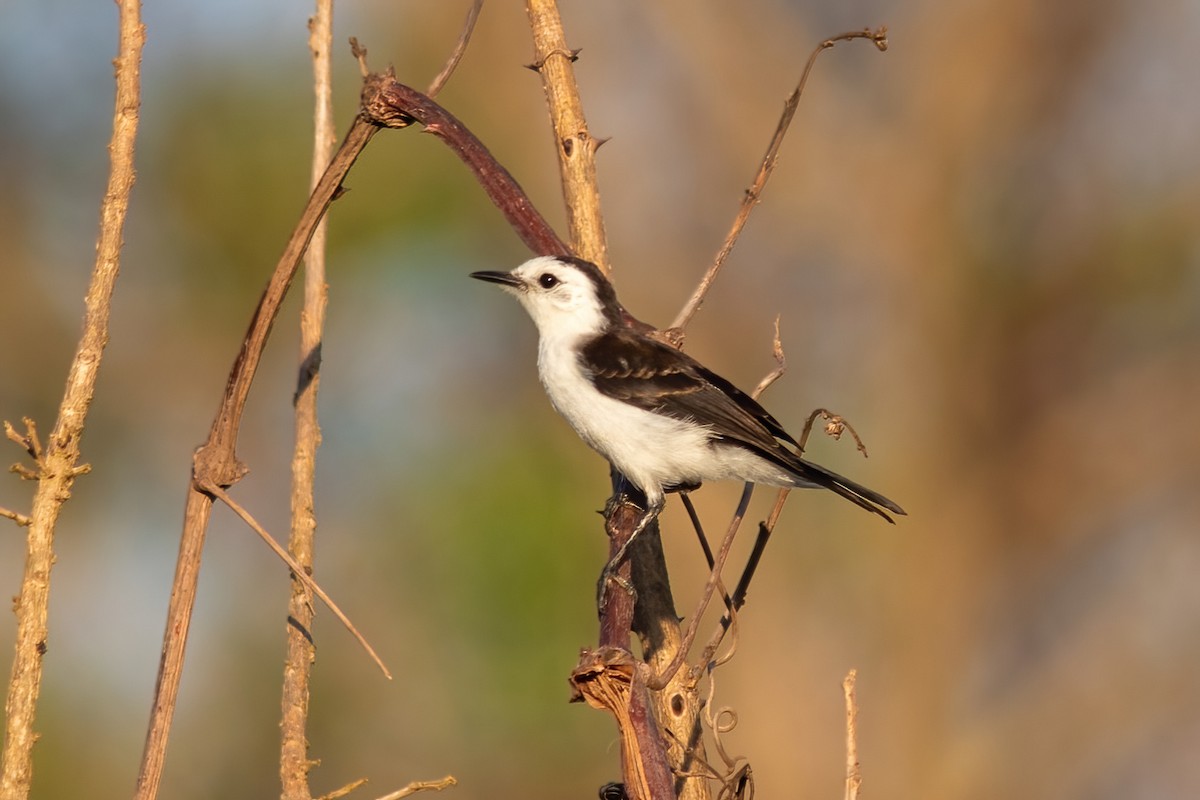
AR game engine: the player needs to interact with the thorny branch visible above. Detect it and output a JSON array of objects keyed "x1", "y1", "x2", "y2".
[{"x1": 525, "y1": 0, "x2": 610, "y2": 271}]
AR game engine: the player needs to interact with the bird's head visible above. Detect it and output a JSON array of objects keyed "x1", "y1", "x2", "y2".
[{"x1": 471, "y1": 255, "x2": 625, "y2": 340}]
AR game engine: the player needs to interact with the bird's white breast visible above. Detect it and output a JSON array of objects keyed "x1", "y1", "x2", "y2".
[{"x1": 535, "y1": 330, "x2": 790, "y2": 500}]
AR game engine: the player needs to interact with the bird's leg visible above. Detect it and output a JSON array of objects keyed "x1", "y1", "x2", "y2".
[{"x1": 597, "y1": 494, "x2": 664, "y2": 607}]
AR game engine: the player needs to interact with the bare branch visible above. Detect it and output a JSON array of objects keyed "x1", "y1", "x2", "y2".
[
  {"x1": 0, "y1": 506, "x2": 31, "y2": 528},
  {"x1": 1, "y1": 1, "x2": 143, "y2": 795},
  {"x1": 203, "y1": 483, "x2": 391, "y2": 680},
  {"x1": 844, "y1": 670, "x2": 861, "y2": 800},
  {"x1": 750, "y1": 316, "x2": 787, "y2": 398},
  {"x1": 426, "y1": 1, "x2": 484, "y2": 98},
  {"x1": 373, "y1": 775, "x2": 458, "y2": 800},
  {"x1": 669, "y1": 27, "x2": 889, "y2": 334},
  {"x1": 4, "y1": 418, "x2": 43, "y2": 463},
  {"x1": 280, "y1": 1, "x2": 337, "y2": 797},
  {"x1": 648, "y1": 483, "x2": 754, "y2": 691},
  {"x1": 314, "y1": 778, "x2": 367, "y2": 800},
  {"x1": 525, "y1": 0, "x2": 610, "y2": 270}
]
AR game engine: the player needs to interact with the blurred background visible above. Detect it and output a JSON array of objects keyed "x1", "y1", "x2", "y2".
[{"x1": 2, "y1": 0, "x2": 1198, "y2": 798}]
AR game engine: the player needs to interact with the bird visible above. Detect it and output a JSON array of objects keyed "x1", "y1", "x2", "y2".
[{"x1": 471, "y1": 255, "x2": 905, "y2": 575}]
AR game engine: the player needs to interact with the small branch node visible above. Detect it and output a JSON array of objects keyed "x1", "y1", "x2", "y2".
[
  {"x1": 10, "y1": 464, "x2": 40, "y2": 481},
  {"x1": 5, "y1": 417, "x2": 44, "y2": 462},
  {"x1": 349, "y1": 37, "x2": 370, "y2": 77}
]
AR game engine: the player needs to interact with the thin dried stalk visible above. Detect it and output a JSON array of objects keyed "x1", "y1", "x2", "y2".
[
  {"x1": 279, "y1": 1, "x2": 337, "y2": 796},
  {"x1": 669, "y1": 28, "x2": 889, "y2": 335},
  {"x1": 844, "y1": 670, "x2": 861, "y2": 800},
  {"x1": 0, "y1": 1, "x2": 143, "y2": 797}
]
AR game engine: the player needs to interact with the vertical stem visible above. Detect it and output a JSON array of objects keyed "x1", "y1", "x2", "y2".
[
  {"x1": 523, "y1": 3, "x2": 706, "y2": 798},
  {"x1": 524, "y1": 0, "x2": 609, "y2": 271},
  {"x1": 1, "y1": 2, "x2": 143, "y2": 798},
  {"x1": 279, "y1": 2, "x2": 335, "y2": 797}
]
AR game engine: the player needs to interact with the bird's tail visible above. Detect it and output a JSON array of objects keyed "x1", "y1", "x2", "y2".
[{"x1": 788, "y1": 458, "x2": 907, "y2": 524}]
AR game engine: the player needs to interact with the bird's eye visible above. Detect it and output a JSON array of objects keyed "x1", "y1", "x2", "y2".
[{"x1": 538, "y1": 273, "x2": 560, "y2": 289}]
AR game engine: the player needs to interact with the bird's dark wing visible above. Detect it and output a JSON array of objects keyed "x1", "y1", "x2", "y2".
[
  {"x1": 579, "y1": 329, "x2": 798, "y2": 450},
  {"x1": 579, "y1": 329, "x2": 906, "y2": 522}
]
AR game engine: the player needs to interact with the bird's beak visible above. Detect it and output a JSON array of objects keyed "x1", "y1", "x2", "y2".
[{"x1": 470, "y1": 270, "x2": 524, "y2": 290}]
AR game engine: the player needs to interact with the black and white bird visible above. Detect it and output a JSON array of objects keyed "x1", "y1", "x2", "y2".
[{"x1": 471, "y1": 255, "x2": 905, "y2": 562}]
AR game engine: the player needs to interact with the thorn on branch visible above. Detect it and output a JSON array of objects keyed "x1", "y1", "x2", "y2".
[{"x1": 525, "y1": 47, "x2": 582, "y2": 71}]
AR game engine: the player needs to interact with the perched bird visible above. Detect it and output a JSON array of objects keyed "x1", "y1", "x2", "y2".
[{"x1": 471, "y1": 255, "x2": 905, "y2": 568}]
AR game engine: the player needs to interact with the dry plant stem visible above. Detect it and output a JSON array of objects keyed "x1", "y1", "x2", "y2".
[
  {"x1": 669, "y1": 27, "x2": 889, "y2": 333},
  {"x1": 628, "y1": 513, "x2": 710, "y2": 800},
  {"x1": 697, "y1": 338, "x2": 791, "y2": 663},
  {"x1": 373, "y1": 775, "x2": 457, "y2": 800},
  {"x1": 0, "y1": 2, "x2": 143, "y2": 797},
  {"x1": 525, "y1": 0, "x2": 610, "y2": 271},
  {"x1": 598, "y1": 493, "x2": 640, "y2": 649},
  {"x1": 135, "y1": 116, "x2": 379, "y2": 800},
  {"x1": 203, "y1": 484, "x2": 389, "y2": 677},
  {"x1": 282, "y1": 21, "x2": 485, "y2": 796},
  {"x1": 698, "y1": 489, "x2": 788, "y2": 669},
  {"x1": 647, "y1": 484, "x2": 753, "y2": 692},
  {"x1": 426, "y1": 0, "x2": 483, "y2": 98},
  {"x1": 570, "y1": 650, "x2": 675, "y2": 800},
  {"x1": 280, "y1": 3, "x2": 336, "y2": 797},
  {"x1": 316, "y1": 778, "x2": 368, "y2": 800},
  {"x1": 522, "y1": 1, "x2": 698, "y2": 794},
  {"x1": 0, "y1": 506, "x2": 31, "y2": 527},
  {"x1": 844, "y1": 670, "x2": 861, "y2": 800}
]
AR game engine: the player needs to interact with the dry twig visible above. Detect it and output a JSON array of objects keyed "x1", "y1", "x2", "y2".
[
  {"x1": 844, "y1": 670, "x2": 861, "y2": 800},
  {"x1": 373, "y1": 775, "x2": 458, "y2": 800},
  {"x1": 669, "y1": 27, "x2": 889, "y2": 336},
  {"x1": 427, "y1": 1, "x2": 484, "y2": 99},
  {"x1": 0, "y1": 2, "x2": 143, "y2": 796},
  {"x1": 279, "y1": 3, "x2": 337, "y2": 798}
]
